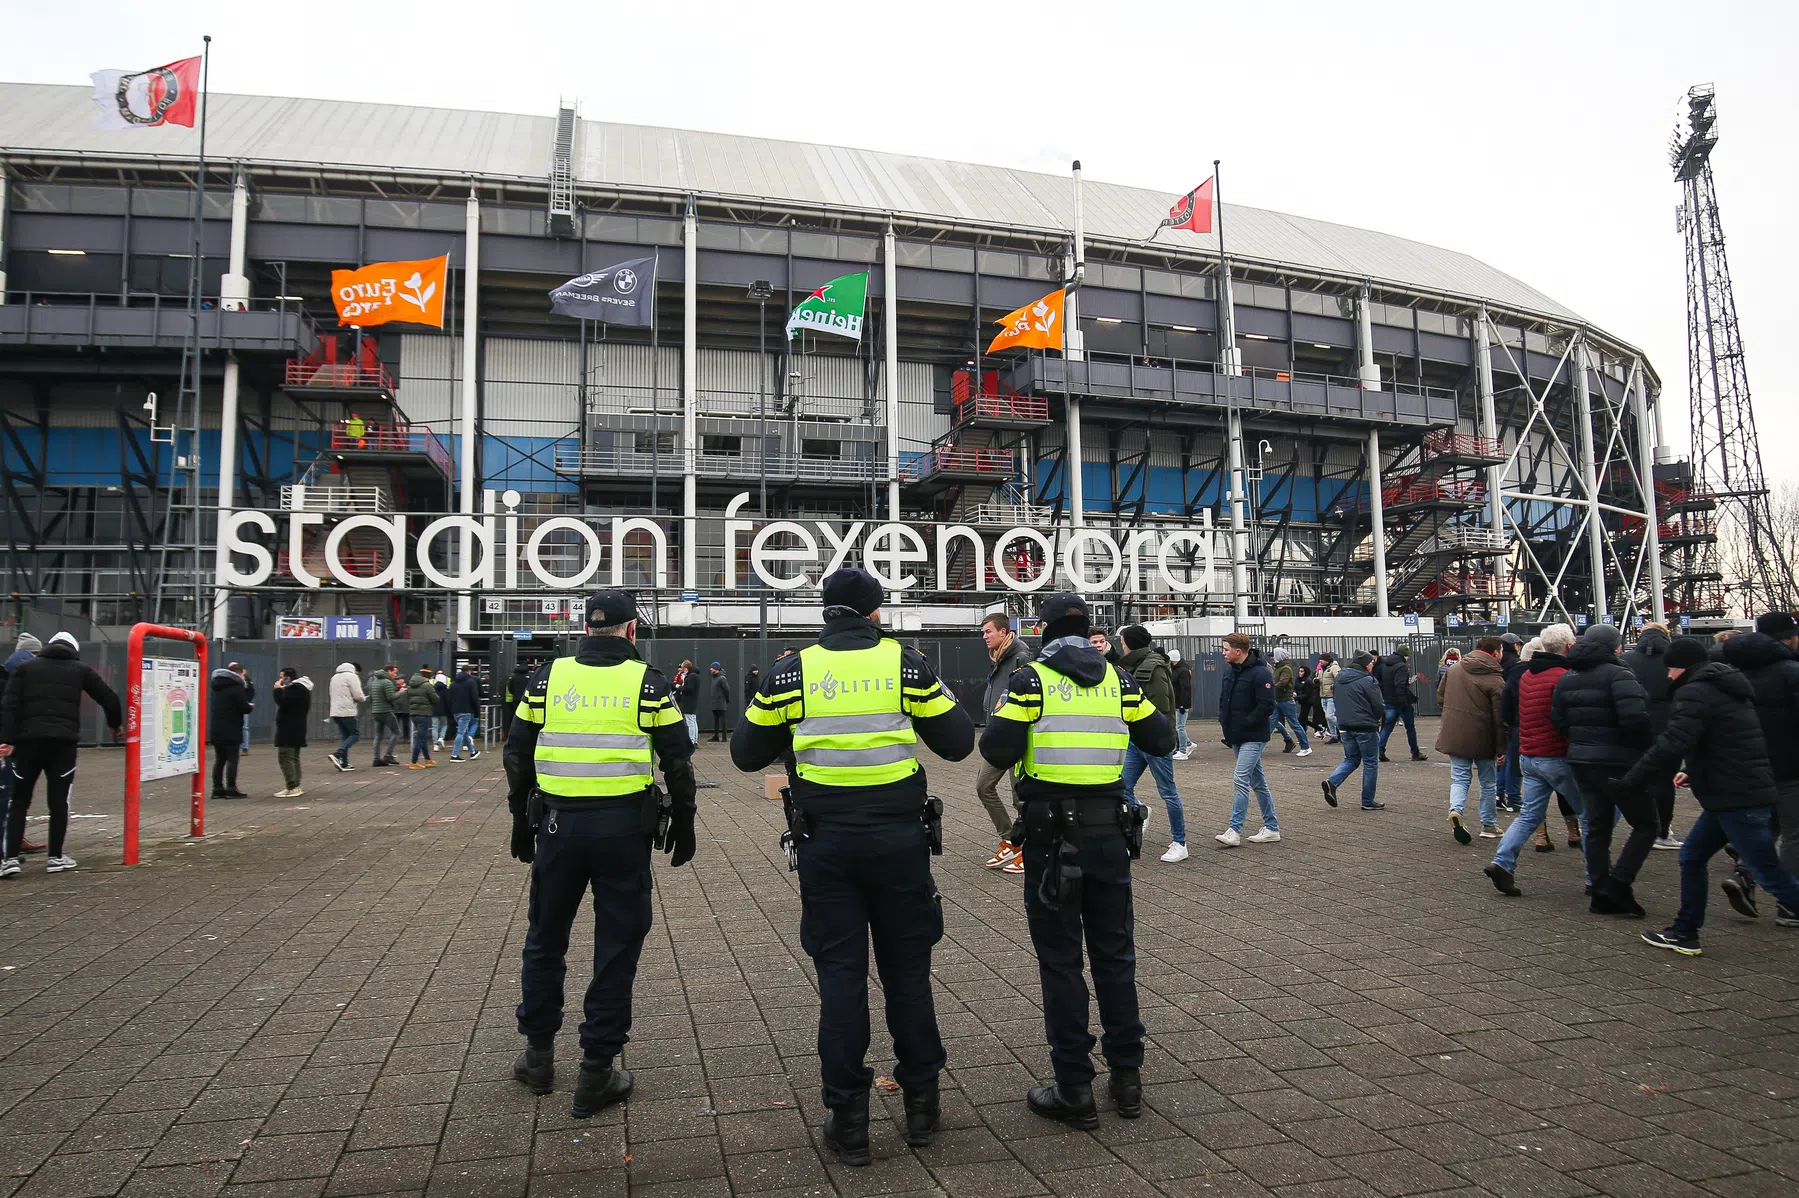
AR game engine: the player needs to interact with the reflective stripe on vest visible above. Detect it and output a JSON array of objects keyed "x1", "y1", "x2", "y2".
[
  {"x1": 532, "y1": 657, "x2": 653, "y2": 797},
  {"x1": 1020, "y1": 662, "x2": 1129, "y2": 785},
  {"x1": 793, "y1": 640, "x2": 918, "y2": 787}
]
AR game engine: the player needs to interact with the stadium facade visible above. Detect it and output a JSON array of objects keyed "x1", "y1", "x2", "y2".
[{"x1": 0, "y1": 85, "x2": 1710, "y2": 647}]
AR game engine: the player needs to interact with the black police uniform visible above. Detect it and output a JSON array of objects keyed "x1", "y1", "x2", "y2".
[
  {"x1": 979, "y1": 593, "x2": 1175, "y2": 1127},
  {"x1": 503, "y1": 590, "x2": 697, "y2": 1116},
  {"x1": 729, "y1": 568, "x2": 975, "y2": 1164}
]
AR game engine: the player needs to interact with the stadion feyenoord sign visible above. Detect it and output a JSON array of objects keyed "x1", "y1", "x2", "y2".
[{"x1": 219, "y1": 493, "x2": 1221, "y2": 594}]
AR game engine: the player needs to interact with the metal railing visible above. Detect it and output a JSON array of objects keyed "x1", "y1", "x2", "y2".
[
  {"x1": 900, "y1": 446, "x2": 1018, "y2": 483},
  {"x1": 1423, "y1": 429, "x2": 1506, "y2": 460},
  {"x1": 953, "y1": 392, "x2": 1050, "y2": 426},
  {"x1": 0, "y1": 290, "x2": 319, "y2": 349},
  {"x1": 966, "y1": 502, "x2": 1052, "y2": 525},
  {"x1": 553, "y1": 445, "x2": 880, "y2": 483},
  {"x1": 287, "y1": 358, "x2": 396, "y2": 392},
  {"x1": 329, "y1": 423, "x2": 454, "y2": 477},
  {"x1": 279, "y1": 485, "x2": 392, "y2": 514},
  {"x1": 1381, "y1": 476, "x2": 1488, "y2": 507}
]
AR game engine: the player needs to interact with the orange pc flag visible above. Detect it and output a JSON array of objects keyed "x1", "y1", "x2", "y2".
[
  {"x1": 987, "y1": 288, "x2": 1065, "y2": 354},
  {"x1": 331, "y1": 255, "x2": 449, "y2": 328}
]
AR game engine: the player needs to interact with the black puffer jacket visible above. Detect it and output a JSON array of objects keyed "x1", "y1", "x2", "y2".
[
  {"x1": 0, "y1": 640, "x2": 123, "y2": 743},
  {"x1": 1622, "y1": 661, "x2": 1777, "y2": 811},
  {"x1": 272, "y1": 677, "x2": 314, "y2": 748},
  {"x1": 1717, "y1": 632, "x2": 1799, "y2": 782},
  {"x1": 1218, "y1": 650, "x2": 1276, "y2": 746},
  {"x1": 1377, "y1": 652, "x2": 1417, "y2": 709},
  {"x1": 208, "y1": 669, "x2": 254, "y2": 748},
  {"x1": 1550, "y1": 638, "x2": 1652, "y2": 768},
  {"x1": 1621, "y1": 627, "x2": 1674, "y2": 732}
]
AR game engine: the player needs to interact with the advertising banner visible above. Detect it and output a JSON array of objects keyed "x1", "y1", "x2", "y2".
[
  {"x1": 139, "y1": 656, "x2": 200, "y2": 782},
  {"x1": 331, "y1": 255, "x2": 448, "y2": 328}
]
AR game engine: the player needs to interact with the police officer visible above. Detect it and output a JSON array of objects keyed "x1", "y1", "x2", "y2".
[
  {"x1": 504, "y1": 590, "x2": 697, "y2": 1117},
  {"x1": 731, "y1": 568, "x2": 974, "y2": 1166},
  {"x1": 979, "y1": 592, "x2": 1174, "y2": 1128}
]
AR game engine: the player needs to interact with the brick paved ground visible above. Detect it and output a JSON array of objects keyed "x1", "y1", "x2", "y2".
[{"x1": 1, "y1": 721, "x2": 1797, "y2": 1197}]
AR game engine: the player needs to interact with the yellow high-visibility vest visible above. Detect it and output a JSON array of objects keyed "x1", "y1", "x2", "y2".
[{"x1": 519, "y1": 657, "x2": 671, "y2": 798}]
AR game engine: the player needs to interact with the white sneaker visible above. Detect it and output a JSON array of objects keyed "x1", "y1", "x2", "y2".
[
  {"x1": 1160, "y1": 842, "x2": 1189, "y2": 863},
  {"x1": 1215, "y1": 828, "x2": 1242, "y2": 847},
  {"x1": 0, "y1": 858, "x2": 19, "y2": 879},
  {"x1": 45, "y1": 855, "x2": 77, "y2": 873},
  {"x1": 1171, "y1": 749, "x2": 1191, "y2": 761},
  {"x1": 1246, "y1": 828, "x2": 1282, "y2": 844},
  {"x1": 1653, "y1": 836, "x2": 1683, "y2": 851},
  {"x1": 1295, "y1": 748, "x2": 1313, "y2": 757}
]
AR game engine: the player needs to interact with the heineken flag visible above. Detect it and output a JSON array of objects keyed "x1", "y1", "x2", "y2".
[
  {"x1": 548, "y1": 256, "x2": 657, "y2": 326},
  {"x1": 786, "y1": 272, "x2": 868, "y2": 341}
]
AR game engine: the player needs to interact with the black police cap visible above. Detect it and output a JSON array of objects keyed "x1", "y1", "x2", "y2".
[
  {"x1": 585, "y1": 589, "x2": 638, "y2": 627},
  {"x1": 1036, "y1": 592, "x2": 1089, "y2": 628},
  {"x1": 821, "y1": 567, "x2": 883, "y2": 616}
]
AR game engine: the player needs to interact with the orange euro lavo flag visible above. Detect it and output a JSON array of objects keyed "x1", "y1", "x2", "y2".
[
  {"x1": 987, "y1": 288, "x2": 1065, "y2": 354},
  {"x1": 331, "y1": 255, "x2": 448, "y2": 329}
]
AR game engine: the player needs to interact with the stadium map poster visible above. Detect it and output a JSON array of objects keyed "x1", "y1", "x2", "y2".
[{"x1": 138, "y1": 656, "x2": 199, "y2": 783}]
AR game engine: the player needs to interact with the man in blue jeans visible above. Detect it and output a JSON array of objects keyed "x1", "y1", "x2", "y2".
[
  {"x1": 1377, "y1": 646, "x2": 1427, "y2": 762},
  {"x1": 1616, "y1": 636, "x2": 1799, "y2": 954},
  {"x1": 1321, "y1": 651, "x2": 1384, "y2": 811},
  {"x1": 1216, "y1": 632, "x2": 1280, "y2": 847},
  {"x1": 1118, "y1": 627, "x2": 1188, "y2": 862},
  {"x1": 1486, "y1": 624, "x2": 1582, "y2": 895}
]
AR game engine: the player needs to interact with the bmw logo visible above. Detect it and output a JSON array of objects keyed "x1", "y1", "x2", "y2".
[{"x1": 613, "y1": 268, "x2": 638, "y2": 295}]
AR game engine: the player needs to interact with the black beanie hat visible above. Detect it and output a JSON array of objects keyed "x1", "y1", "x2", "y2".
[
  {"x1": 1665, "y1": 636, "x2": 1711, "y2": 671},
  {"x1": 1755, "y1": 611, "x2": 1798, "y2": 640},
  {"x1": 1120, "y1": 624, "x2": 1151, "y2": 652},
  {"x1": 1036, "y1": 592, "x2": 1090, "y2": 642},
  {"x1": 820, "y1": 567, "x2": 883, "y2": 617}
]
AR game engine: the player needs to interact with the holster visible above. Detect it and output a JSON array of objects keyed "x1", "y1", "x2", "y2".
[
  {"x1": 923, "y1": 795, "x2": 944, "y2": 856},
  {"x1": 640, "y1": 784, "x2": 670, "y2": 839},
  {"x1": 1121, "y1": 801, "x2": 1148, "y2": 860},
  {"x1": 778, "y1": 786, "x2": 806, "y2": 872},
  {"x1": 526, "y1": 789, "x2": 546, "y2": 830},
  {"x1": 1037, "y1": 800, "x2": 1084, "y2": 912}
]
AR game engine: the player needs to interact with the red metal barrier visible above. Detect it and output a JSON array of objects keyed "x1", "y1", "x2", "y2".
[
  {"x1": 329, "y1": 423, "x2": 453, "y2": 476},
  {"x1": 124, "y1": 623, "x2": 208, "y2": 866}
]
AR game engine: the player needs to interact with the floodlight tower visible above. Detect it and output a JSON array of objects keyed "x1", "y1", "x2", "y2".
[{"x1": 1671, "y1": 85, "x2": 1795, "y2": 614}]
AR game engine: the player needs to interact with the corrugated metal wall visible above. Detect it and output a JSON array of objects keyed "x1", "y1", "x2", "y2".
[
  {"x1": 485, "y1": 337, "x2": 578, "y2": 436},
  {"x1": 396, "y1": 332, "x2": 458, "y2": 430},
  {"x1": 893, "y1": 360, "x2": 943, "y2": 453}
]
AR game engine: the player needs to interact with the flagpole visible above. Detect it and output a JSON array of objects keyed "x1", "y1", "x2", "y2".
[
  {"x1": 181, "y1": 35, "x2": 211, "y2": 627},
  {"x1": 1214, "y1": 157, "x2": 1251, "y2": 621}
]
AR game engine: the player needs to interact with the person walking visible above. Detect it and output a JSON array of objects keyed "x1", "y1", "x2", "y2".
[
  {"x1": 0, "y1": 634, "x2": 45, "y2": 855},
  {"x1": 976, "y1": 612, "x2": 1034, "y2": 874},
  {"x1": 1217, "y1": 632, "x2": 1280, "y2": 847},
  {"x1": 1268, "y1": 648, "x2": 1310, "y2": 755},
  {"x1": 1321, "y1": 650, "x2": 1385, "y2": 811},
  {"x1": 507, "y1": 591, "x2": 698, "y2": 1116},
  {"x1": 366, "y1": 664, "x2": 402, "y2": 766},
  {"x1": 236, "y1": 664, "x2": 255, "y2": 759},
  {"x1": 394, "y1": 672, "x2": 412, "y2": 747},
  {"x1": 449, "y1": 665, "x2": 484, "y2": 760},
  {"x1": 208, "y1": 665, "x2": 254, "y2": 801},
  {"x1": 1552, "y1": 624, "x2": 1656, "y2": 917},
  {"x1": 731, "y1": 569, "x2": 974, "y2": 1163},
  {"x1": 272, "y1": 667, "x2": 313, "y2": 798},
  {"x1": 1622, "y1": 623, "x2": 1679, "y2": 848},
  {"x1": 980, "y1": 592, "x2": 1172, "y2": 1130},
  {"x1": 1495, "y1": 634, "x2": 1525, "y2": 811},
  {"x1": 744, "y1": 664, "x2": 761, "y2": 707},
  {"x1": 1623, "y1": 637, "x2": 1799, "y2": 955},
  {"x1": 1119, "y1": 625, "x2": 1189, "y2": 862},
  {"x1": 674, "y1": 660, "x2": 700, "y2": 745},
  {"x1": 706, "y1": 663, "x2": 730, "y2": 742},
  {"x1": 0, "y1": 632, "x2": 122, "y2": 877},
  {"x1": 431, "y1": 669, "x2": 451, "y2": 749},
  {"x1": 1170, "y1": 649, "x2": 1195, "y2": 759},
  {"x1": 502, "y1": 658, "x2": 534, "y2": 740},
  {"x1": 1714, "y1": 612, "x2": 1799, "y2": 922},
  {"x1": 406, "y1": 664, "x2": 439, "y2": 768},
  {"x1": 1316, "y1": 651, "x2": 1341, "y2": 743},
  {"x1": 1436, "y1": 636, "x2": 1507, "y2": 843},
  {"x1": 1378, "y1": 645, "x2": 1427, "y2": 762},
  {"x1": 1485, "y1": 624, "x2": 1582, "y2": 895},
  {"x1": 327, "y1": 661, "x2": 366, "y2": 772}
]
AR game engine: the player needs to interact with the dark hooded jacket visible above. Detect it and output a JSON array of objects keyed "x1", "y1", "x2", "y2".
[
  {"x1": 1377, "y1": 652, "x2": 1417, "y2": 709},
  {"x1": 448, "y1": 671, "x2": 483, "y2": 718},
  {"x1": 1171, "y1": 658, "x2": 1194, "y2": 709},
  {"x1": 1717, "y1": 632, "x2": 1799, "y2": 782},
  {"x1": 0, "y1": 640, "x2": 123, "y2": 744},
  {"x1": 272, "y1": 676, "x2": 314, "y2": 748},
  {"x1": 1621, "y1": 626, "x2": 1674, "y2": 732},
  {"x1": 978, "y1": 635, "x2": 1174, "y2": 804},
  {"x1": 208, "y1": 669, "x2": 254, "y2": 749},
  {"x1": 1219, "y1": 648, "x2": 1276, "y2": 746},
  {"x1": 1120, "y1": 644, "x2": 1176, "y2": 719},
  {"x1": 1332, "y1": 663, "x2": 1385, "y2": 732},
  {"x1": 1550, "y1": 638, "x2": 1652, "y2": 768},
  {"x1": 1621, "y1": 660, "x2": 1777, "y2": 811}
]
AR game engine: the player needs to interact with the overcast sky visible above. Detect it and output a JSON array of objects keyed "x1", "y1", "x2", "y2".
[{"x1": 4, "y1": 0, "x2": 1794, "y2": 477}]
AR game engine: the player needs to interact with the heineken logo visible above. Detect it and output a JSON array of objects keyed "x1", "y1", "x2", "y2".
[{"x1": 787, "y1": 270, "x2": 868, "y2": 342}]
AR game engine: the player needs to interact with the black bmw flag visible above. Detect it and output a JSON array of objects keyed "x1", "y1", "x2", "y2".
[{"x1": 548, "y1": 255, "x2": 658, "y2": 325}]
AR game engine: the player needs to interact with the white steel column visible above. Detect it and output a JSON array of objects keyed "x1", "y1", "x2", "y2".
[
  {"x1": 208, "y1": 168, "x2": 251, "y2": 642},
  {"x1": 1368, "y1": 427, "x2": 1390, "y2": 618},
  {"x1": 457, "y1": 190, "x2": 480, "y2": 635},
  {"x1": 1227, "y1": 410, "x2": 1250, "y2": 620},
  {"x1": 1356, "y1": 282, "x2": 1379, "y2": 389},
  {"x1": 1475, "y1": 310, "x2": 1509, "y2": 621},
  {"x1": 682, "y1": 197, "x2": 698, "y2": 592},
  {"x1": 0, "y1": 174, "x2": 11, "y2": 302},
  {"x1": 1572, "y1": 333, "x2": 1607, "y2": 621},
  {"x1": 1628, "y1": 358, "x2": 1666, "y2": 622},
  {"x1": 1064, "y1": 161, "x2": 1086, "y2": 583},
  {"x1": 883, "y1": 222, "x2": 900, "y2": 521}
]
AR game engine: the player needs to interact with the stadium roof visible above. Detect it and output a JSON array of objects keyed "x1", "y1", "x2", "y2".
[{"x1": 1, "y1": 83, "x2": 1584, "y2": 323}]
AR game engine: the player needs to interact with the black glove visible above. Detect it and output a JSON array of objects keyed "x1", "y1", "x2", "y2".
[
  {"x1": 665, "y1": 805, "x2": 697, "y2": 868},
  {"x1": 510, "y1": 812, "x2": 536, "y2": 864}
]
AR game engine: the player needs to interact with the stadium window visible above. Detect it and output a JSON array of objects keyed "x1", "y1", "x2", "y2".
[
  {"x1": 1525, "y1": 330, "x2": 1551, "y2": 354},
  {"x1": 741, "y1": 227, "x2": 788, "y2": 254},
  {"x1": 801, "y1": 438, "x2": 842, "y2": 459},
  {"x1": 1149, "y1": 326, "x2": 1214, "y2": 362},
  {"x1": 933, "y1": 365, "x2": 956, "y2": 415},
  {"x1": 702, "y1": 435, "x2": 743, "y2": 457},
  {"x1": 1178, "y1": 275, "x2": 1216, "y2": 301},
  {"x1": 68, "y1": 185, "x2": 129, "y2": 215},
  {"x1": 1290, "y1": 291, "x2": 1326, "y2": 316},
  {"x1": 638, "y1": 218, "x2": 682, "y2": 247},
  {"x1": 10, "y1": 250, "x2": 123, "y2": 294},
  {"x1": 364, "y1": 200, "x2": 422, "y2": 229},
  {"x1": 837, "y1": 235, "x2": 878, "y2": 264},
  {"x1": 254, "y1": 194, "x2": 308, "y2": 223},
  {"x1": 1080, "y1": 316, "x2": 1140, "y2": 356},
  {"x1": 697, "y1": 224, "x2": 739, "y2": 251},
  {"x1": 930, "y1": 245, "x2": 975, "y2": 272},
  {"x1": 132, "y1": 188, "x2": 191, "y2": 218},
  {"x1": 633, "y1": 431, "x2": 676, "y2": 454},
  {"x1": 1100, "y1": 263, "x2": 1141, "y2": 290},
  {"x1": 585, "y1": 213, "x2": 638, "y2": 242},
  {"x1": 483, "y1": 207, "x2": 545, "y2": 237},
  {"x1": 1144, "y1": 270, "x2": 1182, "y2": 297},
  {"x1": 978, "y1": 250, "x2": 1021, "y2": 278},
  {"x1": 791, "y1": 232, "x2": 837, "y2": 258},
  {"x1": 895, "y1": 241, "x2": 931, "y2": 268}
]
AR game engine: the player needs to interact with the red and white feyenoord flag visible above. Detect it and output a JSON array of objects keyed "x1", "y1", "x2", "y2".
[
  {"x1": 90, "y1": 57, "x2": 202, "y2": 130},
  {"x1": 1152, "y1": 177, "x2": 1215, "y2": 236}
]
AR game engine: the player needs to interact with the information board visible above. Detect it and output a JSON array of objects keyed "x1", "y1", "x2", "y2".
[{"x1": 139, "y1": 656, "x2": 200, "y2": 782}]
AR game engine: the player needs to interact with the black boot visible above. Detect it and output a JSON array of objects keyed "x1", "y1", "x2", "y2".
[
  {"x1": 1027, "y1": 1081, "x2": 1099, "y2": 1130},
  {"x1": 902, "y1": 1078, "x2": 940, "y2": 1147},
  {"x1": 513, "y1": 1045, "x2": 553, "y2": 1096},
  {"x1": 1108, "y1": 1067, "x2": 1142, "y2": 1119},
  {"x1": 822, "y1": 1090, "x2": 871, "y2": 1166},
  {"x1": 569, "y1": 1059, "x2": 633, "y2": 1118}
]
